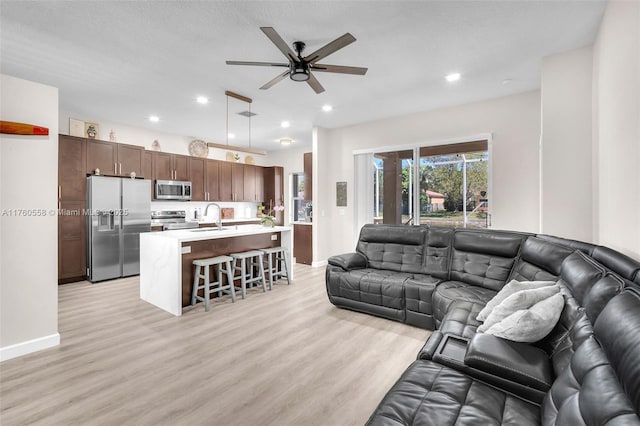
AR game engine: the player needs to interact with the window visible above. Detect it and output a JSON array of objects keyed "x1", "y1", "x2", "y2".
[
  {"x1": 357, "y1": 139, "x2": 490, "y2": 231},
  {"x1": 291, "y1": 172, "x2": 311, "y2": 222}
]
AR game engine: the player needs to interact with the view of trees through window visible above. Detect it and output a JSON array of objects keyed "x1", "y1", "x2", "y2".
[{"x1": 372, "y1": 141, "x2": 489, "y2": 228}]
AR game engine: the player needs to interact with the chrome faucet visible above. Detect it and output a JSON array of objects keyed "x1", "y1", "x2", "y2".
[{"x1": 204, "y1": 203, "x2": 223, "y2": 230}]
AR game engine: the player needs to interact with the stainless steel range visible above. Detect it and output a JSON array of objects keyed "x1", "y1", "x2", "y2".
[{"x1": 151, "y1": 210, "x2": 199, "y2": 230}]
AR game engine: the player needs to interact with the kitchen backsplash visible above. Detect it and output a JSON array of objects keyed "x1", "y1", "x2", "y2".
[{"x1": 151, "y1": 201, "x2": 259, "y2": 221}]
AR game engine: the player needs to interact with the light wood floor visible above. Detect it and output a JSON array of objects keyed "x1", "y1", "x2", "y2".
[{"x1": 1, "y1": 264, "x2": 430, "y2": 426}]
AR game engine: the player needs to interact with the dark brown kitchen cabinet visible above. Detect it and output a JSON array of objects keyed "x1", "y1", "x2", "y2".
[
  {"x1": 189, "y1": 157, "x2": 206, "y2": 201},
  {"x1": 244, "y1": 164, "x2": 264, "y2": 202},
  {"x1": 58, "y1": 134, "x2": 87, "y2": 283},
  {"x1": 294, "y1": 224, "x2": 312, "y2": 265},
  {"x1": 263, "y1": 166, "x2": 284, "y2": 225},
  {"x1": 58, "y1": 200, "x2": 87, "y2": 281},
  {"x1": 86, "y1": 139, "x2": 116, "y2": 175},
  {"x1": 59, "y1": 135, "x2": 86, "y2": 200},
  {"x1": 117, "y1": 144, "x2": 143, "y2": 177},
  {"x1": 219, "y1": 162, "x2": 233, "y2": 201},
  {"x1": 205, "y1": 160, "x2": 220, "y2": 201},
  {"x1": 86, "y1": 139, "x2": 143, "y2": 177},
  {"x1": 243, "y1": 164, "x2": 257, "y2": 201},
  {"x1": 152, "y1": 152, "x2": 189, "y2": 182},
  {"x1": 143, "y1": 151, "x2": 153, "y2": 199},
  {"x1": 219, "y1": 162, "x2": 245, "y2": 201},
  {"x1": 303, "y1": 152, "x2": 312, "y2": 201}
]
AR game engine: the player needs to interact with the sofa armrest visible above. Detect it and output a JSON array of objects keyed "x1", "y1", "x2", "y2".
[
  {"x1": 464, "y1": 333, "x2": 553, "y2": 392},
  {"x1": 327, "y1": 253, "x2": 367, "y2": 271},
  {"x1": 417, "y1": 331, "x2": 444, "y2": 360}
]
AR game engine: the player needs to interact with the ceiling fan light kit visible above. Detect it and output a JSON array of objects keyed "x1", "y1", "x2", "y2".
[{"x1": 226, "y1": 27, "x2": 367, "y2": 94}]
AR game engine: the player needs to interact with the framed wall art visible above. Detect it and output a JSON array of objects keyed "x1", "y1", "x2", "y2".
[{"x1": 336, "y1": 181, "x2": 347, "y2": 207}]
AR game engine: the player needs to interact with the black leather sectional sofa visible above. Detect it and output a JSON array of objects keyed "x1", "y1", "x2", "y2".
[{"x1": 325, "y1": 224, "x2": 640, "y2": 425}]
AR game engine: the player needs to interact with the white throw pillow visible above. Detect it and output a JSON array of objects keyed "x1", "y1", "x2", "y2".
[
  {"x1": 481, "y1": 292, "x2": 565, "y2": 342},
  {"x1": 477, "y1": 285, "x2": 560, "y2": 332},
  {"x1": 476, "y1": 279, "x2": 555, "y2": 322}
]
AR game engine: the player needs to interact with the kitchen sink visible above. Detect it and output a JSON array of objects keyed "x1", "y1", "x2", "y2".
[{"x1": 188, "y1": 227, "x2": 232, "y2": 232}]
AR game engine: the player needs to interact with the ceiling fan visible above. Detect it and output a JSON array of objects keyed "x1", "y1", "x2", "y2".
[{"x1": 226, "y1": 27, "x2": 368, "y2": 94}]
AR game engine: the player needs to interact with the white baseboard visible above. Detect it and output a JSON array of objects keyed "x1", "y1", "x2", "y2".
[
  {"x1": 312, "y1": 260, "x2": 328, "y2": 268},
  {"x1": 0, "y1": 333, "x2": 60, "y2": 362}
]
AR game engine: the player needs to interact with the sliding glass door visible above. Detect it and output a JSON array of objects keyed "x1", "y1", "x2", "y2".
[{"x1": 356, "y1": 139, "x2": 489, "y2": 231}]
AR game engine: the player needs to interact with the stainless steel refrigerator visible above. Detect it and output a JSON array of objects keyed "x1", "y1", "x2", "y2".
[{"x1": 87, "y1": 176, "x2": 151, "y2": 282}]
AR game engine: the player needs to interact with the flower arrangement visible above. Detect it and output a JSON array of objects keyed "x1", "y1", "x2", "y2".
[{"x1": 258, "y1": 202, "x2": 284, "y2": 227}]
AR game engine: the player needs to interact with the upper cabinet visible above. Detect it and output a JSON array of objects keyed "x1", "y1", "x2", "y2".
[
  {"x1": 219, "y1": 162, "x2": 245, "y2": 201},
  {"x1": 86, "y1": 139, "x2": 143, "y2": 177},
  {"x1": 152, "y1": 152, "x2": 189, "y2": 181},
  {"x1": 189, "y1": 157, "x2": 206, "y2": 201},
  {"x1": 303, "y1": 152, "x2": 313, "y2": 201},
  {"x1": 205, "y1": 159, "x2": 220, "y2": 202},
  {"x1": 59, "y1": 135, "x2": 86, "y2": 200},
  {"x1": 242, "y1": 164, "x2": 265, "y2": 202}
]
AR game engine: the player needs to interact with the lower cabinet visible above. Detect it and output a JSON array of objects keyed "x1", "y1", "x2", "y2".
[
  {"x1": 58, "y1": 200, "x2": 86, "y2": 282},
  {"x1": 293, "y1": 224, "x2": 312, "y2": 265}
]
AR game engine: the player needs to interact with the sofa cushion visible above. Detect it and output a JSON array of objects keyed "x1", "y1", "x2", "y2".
[
  {"x1": 331, "y1": 268, "x2": 410, "y2": 310},
  {"x1": 476, "y1": 279, "x2": 555, "y2": 322},
  {"x1": 423, "y1": 227, "x2": 454, "y2": 279},
  {"x1": 542, "y1": 288, "x2": 640, "y2": 425},
  {"x1": 433, "y1": 281, "x2": 497, "y2": 323},
  {"x1": 438, "y1": 301, "x2": 485, "y2": 339},
  {"x1": 356, "y1": 224, "x2": 427, "y2": 274},
  {"x1": 509, "y1": 236, "x2": 573, "y2": 282},
  {"x1": 478, "y1": 285, "x2": 560, "y2": 332},
  {"x1": 536, "y1": 251, "x2": 606, "y2": 355},
  {"x1": 481, "y1": 291, "x2": 564, "y2": 343},
  {"x1": 449, "y1": 230, "x2": 527, "y2": 291},
  {"x1": 366, "y1": 360, "x2": 540, "y2": 426}
]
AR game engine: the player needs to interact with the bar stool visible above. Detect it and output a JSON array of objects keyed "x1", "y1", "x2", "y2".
[
  {"x1": 260, "y1": 246, "x2": 291, "y2": 290},
  {"x1": 191, "y1": 255, "x2": 235, "y2": 312},
  {"x1": 230, "y1": 250, "x2": 267, "y2": 299}
]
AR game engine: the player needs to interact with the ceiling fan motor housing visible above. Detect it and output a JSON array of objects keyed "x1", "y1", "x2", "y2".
[{"x1": 290, "y1": 41, "x2": 310, "y2": 81}]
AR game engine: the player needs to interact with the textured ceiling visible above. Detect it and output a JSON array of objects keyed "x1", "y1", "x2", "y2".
[{"x1": 1, "y1": 1, "x2": 606, "y2": 151}]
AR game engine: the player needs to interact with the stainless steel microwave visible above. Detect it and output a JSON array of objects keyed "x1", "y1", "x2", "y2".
[{"x1": 155, "y1": 180, "x2": 192, "y2": 201}]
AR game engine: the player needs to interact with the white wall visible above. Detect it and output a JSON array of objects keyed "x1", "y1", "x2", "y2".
[
  {"x1": 315, "y1": 91, "x2": 542, "y2": 262},
  {"x1": 592, "y1": 0, "x2": 640, "y2": 259},
  {"x1": 540, "y1": 46, "x2": 593, "y2": 241},
  {"x1": 59, "y1": 111, "x2": 269, "y2": 166},
  {"x1": 1, "y1": 75, "x2": 60, "y2": 361}
]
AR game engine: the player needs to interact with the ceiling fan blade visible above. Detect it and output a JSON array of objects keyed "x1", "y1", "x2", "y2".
[
  {"x1": 260, "y1": 70, "x2": 290, "y2": 90},
  {"x1": 303, "y1": 33, "x2": 356, "y2": 63},
  {"x1": 260, "y1": 27, "x2": 298, "y2": 61},
  {"x1": 226, "y1": 61, "x2": 289, "y2": 67},
  {"x1": 306, "y1": 73, "x2": 325, "y2": 94},
  {"x1": 310, "y1": 64, "x2": 368, "y2": 75}
]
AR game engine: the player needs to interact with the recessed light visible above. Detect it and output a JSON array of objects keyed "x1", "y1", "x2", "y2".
[
  {"x1": 445, "y1": 73, "x2": 461, "y2": 82},
  {"x1": 228, "y1": 133, "x2": 235, "y2": 139},
  {"x1": 149, "y1": 115, "x2": 159, "y2": 123},
  {"x1": 501, "y1": 79, "x2": 512, "y2": 85},
  {"x1": 322, "y1": 105, "x2": 333, "y2": 112},
  {"x1": 278, "y1": 138, "x2": 294, "y2": 145},
  {"x1": 281, "y1": 120, "x2": 290, "y2": 128},
  {"x1": 196, "y1": 96, "x2": 209, "y2": 104}
]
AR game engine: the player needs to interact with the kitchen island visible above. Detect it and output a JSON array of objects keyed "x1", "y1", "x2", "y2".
[{"x1": 140, "y1": 225, "x2": 292, "y2": 316}]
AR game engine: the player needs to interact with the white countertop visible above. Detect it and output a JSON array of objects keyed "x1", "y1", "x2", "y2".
[
  {"x1": 143, "y1": 224, "x2": 291, "y2": 243},
  {"x1": 292, "y1": 221, "x2": 313, "y2": 226}
]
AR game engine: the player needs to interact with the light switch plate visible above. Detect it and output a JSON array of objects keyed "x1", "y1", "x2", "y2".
[
  {"x1": 271, "y1": 234, "x2": 278, "y2": 241},
  {"x1": 181, "y1": 246, "x2": 191, "y2": 254}
]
